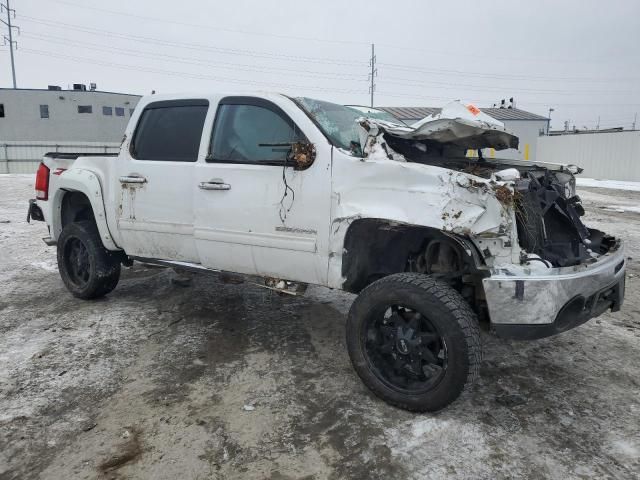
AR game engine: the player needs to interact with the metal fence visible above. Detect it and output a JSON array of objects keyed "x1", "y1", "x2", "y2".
[
  {"x1": 537, "y1": 131, "x2": 640, "y2": 182},
  {"x1": 0, "y1": 141, "x2": 121, "y2": 174}
]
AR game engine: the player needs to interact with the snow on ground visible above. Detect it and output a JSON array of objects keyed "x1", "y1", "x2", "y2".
[
  {"x1": 601, "y1": 205, "x2": 640, "y2": 214},
  {"x1": 577, "y1": 177, "x2": 640, "y2": 192},
  {"x1": 1, "y1": 175, "x2": 640, "y2": 479}
]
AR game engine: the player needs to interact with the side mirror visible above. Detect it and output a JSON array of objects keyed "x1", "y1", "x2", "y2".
[
  {"x1": 258, "y1": 141, "x2": 316, "y2": 169},
  {"x1": 289, "y1": 141, "x2": 316, "y2": 170}
]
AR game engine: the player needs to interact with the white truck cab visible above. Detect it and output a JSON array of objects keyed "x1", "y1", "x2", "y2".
[{"x1": 28, "y1": 92, "x2": 625, "y2": 411}]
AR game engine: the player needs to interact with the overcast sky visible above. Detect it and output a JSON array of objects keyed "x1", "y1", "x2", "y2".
[{"x1": 2, "y1": 0, "x2": 639, "y2": 129}]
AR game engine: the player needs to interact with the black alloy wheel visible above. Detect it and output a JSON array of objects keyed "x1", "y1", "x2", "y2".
[
  {"x1": 346, "y1": 273, "x2": 481, "y2": 412},
  {"x1": 363, "y1": 305, "x2": 448, "y2": 394},
  {"x1": 63, "y1": 237, "x2": 91, "y2": 288},
  {"x1": 57, "y1": 220, "x2": 121, "y2": 299}
]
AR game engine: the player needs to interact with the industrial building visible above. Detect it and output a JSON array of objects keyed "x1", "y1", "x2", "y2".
[
  {"x1": 0, "y1": 85, "x2": 141, "y2": 142},
  {"x1": 379, "y1": 106, "x2": 549, "y2": 161},
  {"x1": 0, "y1": 85, "x2": 141, "y2": 173}
]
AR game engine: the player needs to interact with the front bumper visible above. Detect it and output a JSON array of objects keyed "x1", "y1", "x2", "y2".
[{"x1": 483, "y1": 242, "x2": 625, "y2": 340}]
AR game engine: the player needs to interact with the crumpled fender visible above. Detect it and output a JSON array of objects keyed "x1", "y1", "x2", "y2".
[
  {"x1": 327, "y1": 149, "x2": 519, "y2": 288},
  {"x1": 331, "y1": 161, "x2": 507, "y2": 235},
  {"x1": 51, "y1": 168, "x2": 120, "y2": 250}
]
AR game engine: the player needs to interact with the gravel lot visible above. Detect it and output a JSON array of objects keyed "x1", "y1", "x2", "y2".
[{"x1": 1, "y1": 174, "x2": 639, "y2": 480}]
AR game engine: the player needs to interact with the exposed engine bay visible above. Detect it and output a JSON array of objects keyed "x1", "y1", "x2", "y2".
[
  {"x1": 513, "y1": 170, "x2": 616, "y2": 267},
  {"x1": 356, "y1": 101, "x2": 617, "y2": 268}
]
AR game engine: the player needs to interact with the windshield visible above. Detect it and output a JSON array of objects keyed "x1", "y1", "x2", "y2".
[
  {"x1": 295, "y1": 97, "x2": 403, "y2": 154},
  {"x1": 345, "y1": 105, "x2": 405, "y2": 124}
]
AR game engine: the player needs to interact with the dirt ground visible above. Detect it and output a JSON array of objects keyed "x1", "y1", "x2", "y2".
[{"x1": 1, "y1": 174, "x2": 639, "y2": 480}]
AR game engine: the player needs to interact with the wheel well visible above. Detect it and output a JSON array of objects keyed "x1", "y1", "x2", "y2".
[
  {"x1": 341, "y1": 219, "x2": 482, "y2": 294},
  {"x1": 60, "y1": 191, "x2": 96, "y2": 229}
]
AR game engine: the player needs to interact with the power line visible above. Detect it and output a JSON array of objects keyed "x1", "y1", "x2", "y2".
[
  {"x1": 27, "y1": 28, "x2": 635, "y2": 99},
  {"x1": 19, "y1": 6, "x2": 639, "y2": 106},
  {"x1": 21, "y1": 31, "x2": 368, "y2": 81},
  {"x1": 376, "y1": 42, "x2": 639, "y2": 66},
  {"x1": 19, "y1": 47, "x2": 365, "y2": 95},
  {"x1": 375, "y1": 92, "x2": 475, "y2": 102},
  {"x1": 42, "y1": 0, "x2": 370, "y2": 47},
  {"x1": 377, "y1": 75, "x2": 637, "y2": 96},
  {"x1": 1, "y1": 0, "x2": 18, "y2": 87},
  {"x1": 13, "y1": 5, "x2": 640, "y2": 117},
  {"x1": 23, "y1": 13, "x2": 637, "y2": 85},
  {"x1": 33, "y1": 0, "x2": 638, "y2": 70},
  {"x1": 377, "y1": 62, "x2": 640, "y2": 84},
  {"x1": 20, "y1": 15, "x2": 368, "y2": 67},
  {"x1": 19, "y1": 42, "x2": 639, "y2": 110},
  {"x1": 376, "y1": 91, "x2": 640, "y2": 108}
]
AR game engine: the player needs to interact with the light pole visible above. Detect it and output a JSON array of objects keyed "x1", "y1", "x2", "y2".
[{"x1": 547, "y1": 108, "x2": 555, "y2": 135}]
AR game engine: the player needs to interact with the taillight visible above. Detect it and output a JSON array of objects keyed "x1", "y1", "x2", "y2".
[{"x1": 35, "y1": 163, "x2": 50, "y2": 200}]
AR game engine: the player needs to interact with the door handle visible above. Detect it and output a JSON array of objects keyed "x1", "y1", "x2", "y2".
[
  {"x1": 199, "y1": 179, "x2": 231, "y2": 191},
  {"x1": 119, "y1": 175, "x2": 147, "y2": 184}
]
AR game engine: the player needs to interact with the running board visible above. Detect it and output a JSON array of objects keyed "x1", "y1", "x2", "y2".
[{"x1": 129, "y1": 257, "x2": 308, "y2": 296}]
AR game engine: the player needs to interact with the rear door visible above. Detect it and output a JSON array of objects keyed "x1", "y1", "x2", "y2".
[
  {"x1": 193, "y1": 96, "x2": 332, "y2": 284},
  {"x1": 117, "y1": 99, "x2": 208, "y2": 261}
]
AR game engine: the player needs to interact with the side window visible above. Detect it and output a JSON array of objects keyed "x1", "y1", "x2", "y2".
[
  {"x1": 115, "y1": 107, "x2": 125, "y2": 117},
  {"x1": 40, "y1": 105, "x2": 49, "y2": 119},
  {"x1": 210, "y1": 103, "x2": 304, "y2": 164},
  {"x1": 102, "y1": 106, "x2": 113, "y2": 116},
  {"x1": 0, "y1": 104, "x2": 4, "y2": 117},
  {"x1": 78, "y1": 105, "x2": 92, "y2": 114},
  {"x1": 130, "y1": 101, "x2": 208, "y2": 162}
]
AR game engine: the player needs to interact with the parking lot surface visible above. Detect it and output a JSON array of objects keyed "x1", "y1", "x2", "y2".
[{"x1": 1, "y1": 174, "x2": 639, "y2": 479}]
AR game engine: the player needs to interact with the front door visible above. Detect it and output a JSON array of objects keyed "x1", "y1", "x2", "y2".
[
  {"x1": 117, "y1": 99, "x2": 209, "y2": 261},
  {"x1": 194, "y1": 96, "x2": 332, "y2": 285}
]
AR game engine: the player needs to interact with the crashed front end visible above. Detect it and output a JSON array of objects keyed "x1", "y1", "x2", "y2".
[
  {"x1": 485, "y1": 168, "x2": 625, "y2": 339},
  {"x1": 357, "y1": 102, "x2": 625, "y2": 339}
]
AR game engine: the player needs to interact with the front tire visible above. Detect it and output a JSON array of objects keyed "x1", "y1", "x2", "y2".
[
  {"x1": 346, "y1": 273, "x2": 481, "y2": 412},
  {"x1": 57, "y1": 220, "x2": 121, "y2": 299}
]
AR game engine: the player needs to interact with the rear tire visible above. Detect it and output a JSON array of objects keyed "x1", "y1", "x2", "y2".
[
  {"x1": 57, "y1": 220, "x2": 121, "y2": 299},
  {"x1": 346, "y1": 273, "x2": 481, "y2": 412}
]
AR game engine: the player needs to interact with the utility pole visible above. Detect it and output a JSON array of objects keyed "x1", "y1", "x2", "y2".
[
  {"x1": 1, "y1": 0, "x2": 18, "y2": 88},
  {"x1": 368, "y1": 43, "x2": 377, "y2": 107}
]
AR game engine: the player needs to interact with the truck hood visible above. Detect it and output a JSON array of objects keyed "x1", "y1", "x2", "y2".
[
  {"x1": 357, "y1": 101, "x2": 580, "y2": 174},
  {"x1": 359, "y1": 101, "x2": 519, "y2": 151}
]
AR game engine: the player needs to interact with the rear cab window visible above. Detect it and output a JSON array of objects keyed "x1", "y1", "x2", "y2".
[
  {"x1": 208, "y1": 97, "x2": 305, "y2": 165},
  {"x1": 131, "y1": 99, "x2": 209, "y2": 162}
]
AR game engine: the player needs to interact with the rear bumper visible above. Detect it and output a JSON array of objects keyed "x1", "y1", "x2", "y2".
[
  {"x1": 27, "y1": 199, "x2": 56, "y2": 245},
  {"x1": 483, "y1": 242, "x2": 625, "y2": 340}
]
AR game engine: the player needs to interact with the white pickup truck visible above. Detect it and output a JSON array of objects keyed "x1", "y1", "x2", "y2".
[{"x1": 28, "y1": 93, "x2": 625, "y2": 411}]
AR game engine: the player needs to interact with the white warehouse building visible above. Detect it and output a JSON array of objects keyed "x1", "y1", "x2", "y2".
[
  {"x1": 379, "y1": 106, "x2": 550, "y2": 161},
  {"x1": 0, "y1": 86, "x2": 141, "y2": 142},
  {"x1": 0, "y1": 86, "x2": 141, "y2": 173}
]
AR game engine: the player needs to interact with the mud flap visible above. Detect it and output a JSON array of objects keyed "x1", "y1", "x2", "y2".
[{"x1": 27, "y1": 199, "x2": 44, "y2": 223}]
